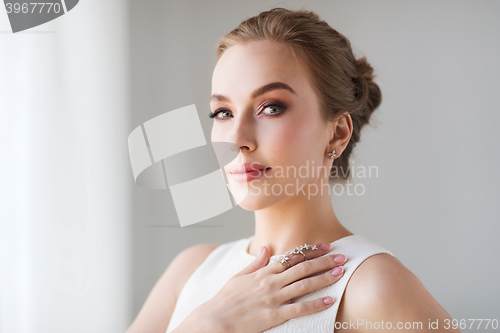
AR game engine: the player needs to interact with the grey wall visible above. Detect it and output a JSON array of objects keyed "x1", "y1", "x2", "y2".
[
  {"x1": 0, "y1": 1, "x2": 132, "y2": 332},
  {"x1": 129, "y1": 0, "x2": 500, "y2": 326}
]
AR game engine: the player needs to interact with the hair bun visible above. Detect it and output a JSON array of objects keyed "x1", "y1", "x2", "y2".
[{"x1": 354, "y1": 57, "x2": 382, "y2": 128}]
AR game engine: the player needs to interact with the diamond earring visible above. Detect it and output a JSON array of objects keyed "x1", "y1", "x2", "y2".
[{"x1": 327, "y1": 150, "x2": 338, "y2": 160}]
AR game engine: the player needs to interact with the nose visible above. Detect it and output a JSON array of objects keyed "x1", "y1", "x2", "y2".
[{"x1": 228, "y1": 112, "x2": 256, "y2": 154}]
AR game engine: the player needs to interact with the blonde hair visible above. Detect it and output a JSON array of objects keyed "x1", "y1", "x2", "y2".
[{"x1": 216, "y1": 7, "x2": 382, "y2": 180}]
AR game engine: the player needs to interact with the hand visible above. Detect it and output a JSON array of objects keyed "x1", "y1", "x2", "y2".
[{"x1": 197, "y1": 243, "x2": 347, "y2": 333}]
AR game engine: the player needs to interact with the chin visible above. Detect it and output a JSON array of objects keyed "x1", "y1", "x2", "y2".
[
  {"x1": 235, "y1": 195, "x2": 280, "y2": 211},
  {"x1": 227, "y1": 185, "x2": 279, "y2": 211}
]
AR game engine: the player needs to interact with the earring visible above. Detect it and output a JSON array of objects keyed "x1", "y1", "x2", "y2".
[{"x1": 327, "y1": 149, "x2": 338, "y2": 160}]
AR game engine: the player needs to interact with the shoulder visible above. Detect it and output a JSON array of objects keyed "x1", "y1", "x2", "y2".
[
  {"x1": 336, "y1": 253, "x2": 459, "y2": 332},
  {"x1": 172, "y1": 243, "x2": 221, "y2": 299},
  {"x1": 342, "y1": 253, "x2": 422, "y2": 309},
  {"x1": 125, "y1": 243, "x2": 220, "y2": 333}
]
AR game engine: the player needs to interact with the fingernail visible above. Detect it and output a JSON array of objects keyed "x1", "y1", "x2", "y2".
[
  {"x1": 331, "y1": 266, "x2": 344, "y2": 276},
  {"x1": 320, "y1": 243, "x2": 331, "y2": 251},
  {"x1": 323, "y1": 296, "x2": 334, "y2": 305},
  {"x1": 334, "y1": 254, "x2": 346, "y2": 264},
  {"x1": 258, "y1": 244, "x2": 265, "y2": 255}
]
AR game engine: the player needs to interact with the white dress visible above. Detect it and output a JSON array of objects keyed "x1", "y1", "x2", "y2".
[{"x1": 166, "y1": 234, "x2": 395, "y2": 333}]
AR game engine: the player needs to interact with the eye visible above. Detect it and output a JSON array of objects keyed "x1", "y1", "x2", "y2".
[
  {"x1": 209, "y1": 109, "x2": 232, "y2": 120},
  {"x1": 209, "y1": 102, "x2": 287, "y2": 121},
  {"x1": 261, "y1": 103, "x2": 284, "y2": 115}
]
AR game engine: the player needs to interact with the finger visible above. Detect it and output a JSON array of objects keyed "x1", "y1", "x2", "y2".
[
  {"x1": 278, "y1": 264, "x2": 344, "y2": 302},
  {"x1": 267, "y1": 243, "x2": 332, "y2": 274},
  {"x1": 278, "y1": 254, "x2": 347, "y2": 286},
  {"x1": 234, "y1": 245, "x2": 269, "y2": 277},
  {"x1": 278, "y1": 296, "x2": 336, "y2": 322}
]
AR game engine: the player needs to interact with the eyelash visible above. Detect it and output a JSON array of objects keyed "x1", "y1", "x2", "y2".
[{"x1": 209, "y1": 102, "x2": 287, "y2": 120}]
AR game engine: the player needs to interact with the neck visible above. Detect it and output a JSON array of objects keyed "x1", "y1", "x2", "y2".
[{"x1": 248, "y1": 192, "x2": 353, "y2": 257}]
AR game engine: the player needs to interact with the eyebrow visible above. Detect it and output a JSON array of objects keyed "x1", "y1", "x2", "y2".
[{"x1": 210, "y1": 82, "x2": 297, "y2": 103}]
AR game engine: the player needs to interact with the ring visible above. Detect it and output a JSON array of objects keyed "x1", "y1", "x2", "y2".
[
  {"x1": 277, "y1": 254, "x2": 291, "y2": 270},
  {"x1": 280, "y1": 261, "x2": 290, "y2": 269},
  {"x1": 277, "y1": 243, "x2": 319, "y2": 269},
  {"x1": 289, "y1": 244, "x2": 318, "y2": 260}
]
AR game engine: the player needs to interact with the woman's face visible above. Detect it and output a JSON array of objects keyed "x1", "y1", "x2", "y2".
[{"x1": 210, "y1": 40, "x2": 333, "y2": 210}]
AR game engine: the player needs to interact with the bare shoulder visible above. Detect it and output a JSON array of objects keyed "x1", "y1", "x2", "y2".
[
  {"x1": 126, "y1": 243, "x2": 220, "y2": 333},
  {"x1": 173, "y1": 243, "x2": 221, "y2": 298},
  {"x1": 336, "y1": 253, "x2": 460, "y2": 333}
]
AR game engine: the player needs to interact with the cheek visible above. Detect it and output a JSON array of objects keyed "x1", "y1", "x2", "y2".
[
  {"x1": 211, "y1": 125, "x2": 227, "y2": 144},
  {"x1": 210, "y1": 126, "x2": 220, "y2": 142},
  {"x1": 264, "y1": 116, "x2": 321, "y2": 164}
]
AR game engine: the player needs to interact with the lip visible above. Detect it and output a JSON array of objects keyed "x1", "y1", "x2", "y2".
[
  {"x1": 228, "y1": 162, "x2": 272, "y2": 183},
  {"x1": 228, "y1": 162, "x2": 271, "y2": 174}
]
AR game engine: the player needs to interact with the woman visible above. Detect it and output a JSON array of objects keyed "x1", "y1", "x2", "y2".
[{"x1": 127, "y1": 8, "x2": 460, "y2": 333}]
